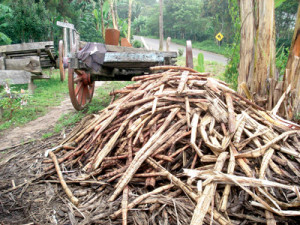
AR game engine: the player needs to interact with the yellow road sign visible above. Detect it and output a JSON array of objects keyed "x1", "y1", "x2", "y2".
[{"x1": 215, "y1": 32, "x2": 224, "y2": 41}]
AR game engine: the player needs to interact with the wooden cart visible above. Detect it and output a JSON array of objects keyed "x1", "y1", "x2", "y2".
[{"x1": 62, "y1": 41, "x2": 178, "y2": 110}]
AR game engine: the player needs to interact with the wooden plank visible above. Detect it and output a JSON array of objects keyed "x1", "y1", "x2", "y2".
[
  {"x1": 45, "y1": 47, "x2": 56, "y2": 62},
  {"x1": 57, "y1": 21, "x2": 74, "y2": 29},
  {"x1": 31, "y1": 74, "x2": 50, "y2": 80},
  {"x1": 0, "y1": 41, "x2": 54, "y2": 53},
  {"x1": 5, "y1": 57, "x2": 42, "y2": 74},
  {"x1": 103, "y1": 52, "x2": 164, "y2": 63},
  {"x1": 0, "y1": 70, "x2": 31, "y2": 85},
  {"x1": 79, "y1": 41, "x2": 177, "y2": 57}
]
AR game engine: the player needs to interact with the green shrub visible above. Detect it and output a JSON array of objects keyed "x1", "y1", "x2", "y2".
[
  {"x1": 132, "y1": 40, "x2": 144, "y2": 48},
  {"x1": 178, "y1": 48, "x2": 184, "y2": 57},
  {"x1": 195, "y1": 53, "x2": 205, "y2": 72}
]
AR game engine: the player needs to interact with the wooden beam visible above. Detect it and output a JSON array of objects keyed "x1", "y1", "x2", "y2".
[
  {"x1": 79, "y1": 41, "x2": 177, "y2": 57},
  {"x1": 0, "y1": 41, "x2": 54, "y2": 53},
  {"x1": 0, "y1": 70, "x2": 31, "y2": 85}
]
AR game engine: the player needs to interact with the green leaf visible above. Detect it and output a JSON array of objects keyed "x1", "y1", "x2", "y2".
[
  {"x1": 0, "y1": 32, "x2": 12, "y2": 44},
  {"x1": 275, "y1": 0, "x2": 287, "y2": 8}
]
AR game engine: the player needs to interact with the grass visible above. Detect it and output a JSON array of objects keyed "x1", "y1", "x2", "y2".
[
  {"x1": 172, "y1": 39, "x2": 228, "y2": 56},
  {"x1": 42, "y1": 81, "x2": 132, "y2": 139},
  {"x1": 176, "y1": 56, "x2": 226, "y2": 80},
  {"x1": 0, "y1": 69, "x2": 68, "y2": 131}
]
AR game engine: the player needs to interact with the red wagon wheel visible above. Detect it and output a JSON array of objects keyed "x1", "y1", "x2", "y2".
[
  {"x1": 186, "y1": 40, "x2": 194, "y2": 69},
  {"x1": 68, "y1": 67, "x2": 95, "y2": 111},
  {"x1": 59, "y1": 40, "x2": 65, "y2": 81}
]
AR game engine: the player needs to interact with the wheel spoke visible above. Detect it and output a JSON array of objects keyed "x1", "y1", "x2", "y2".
[
  {"x1": 82, "y1": 86, "x2": 87, "y2": 106},
  {"x1": 77, "y1": 85, "x2": 84, "y2": 106},
  {"x1": 75, "y1": 82, "x2": 83, "y2": 97},
  {"x1": 86, "y1": 85, "x2": 91, "y2": 100},
  {"x1": 74, "y1": 76, "x2": 82, "y2": 83}
]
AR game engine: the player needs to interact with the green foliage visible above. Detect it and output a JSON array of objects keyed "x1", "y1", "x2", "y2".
[
  {"x1": 3, "y1": 0, "x2": 51, "y2": 43},
  {"x1": 195, "y1": 53, "x2": 205, "y2": 72},
  {"x1": 276, "y1": 46, "x2": 289, "y2": 78},
  {"x1": 275, "y1": 0, "x2": 298, "y2": 49},
  {"x1": 0, "y1": 4, "x2": 12, "y2": 45},
  {"x1": 0, "y1": 70, "x2": 68, "y2": 131},
  {"x1": 224, "y1": 0, "x2": 240, "y2": 90},
  {"x1": 132, "y1": 40, "x2": 143, "y2": 48},
  {"x1": 0, "y1": 83, "x2": 29, "y2": 119}
]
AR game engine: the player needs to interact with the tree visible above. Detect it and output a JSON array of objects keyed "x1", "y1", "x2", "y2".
[
  {"x1": 4, "y1": 0, "x2": 51, "y2": 43},
  {"x1": 127, "y1": 0, "x2": 133, "y2": 42},
  {"x1": 238, "y1": 0, "x2": 276, "y2": 107},
  {"x1": 109, "y1": 0, "x2": 118, "y2": 29},
  {"x1": 0, "y1": 4, "x2": 12, "y2": 45},
  {"x1": 159, "y1": 0, "x2": 163, "y2": 51},
  {"x1": 238, "y1": 0, "x2": 254, "y2": 94}
]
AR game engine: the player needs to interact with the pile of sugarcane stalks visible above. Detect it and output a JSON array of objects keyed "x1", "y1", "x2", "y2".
[{"x1": 44, "y1": 66, "x2": 300, "y2": 225}]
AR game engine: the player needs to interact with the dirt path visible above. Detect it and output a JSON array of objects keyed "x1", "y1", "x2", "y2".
[{"x1": 0, "y1": 81, "x2": 104, "y2": 150}]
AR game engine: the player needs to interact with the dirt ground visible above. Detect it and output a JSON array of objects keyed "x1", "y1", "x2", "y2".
[{"x1": 0, "y1": 82, "x2": 108, "y2": 224}]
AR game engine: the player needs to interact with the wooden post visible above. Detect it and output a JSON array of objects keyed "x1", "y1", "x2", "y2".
[
  {"x1": 28, "y1": 79, "x2": 36, "y2": 94},
  {"x1": 75, "y1": 31, "x2": 80, "y2": 52},
  {"x1": 63, "y1": 27, "x2": 68, "y2": 56},
  {"x1": 238, "y1": 0, "x2": 255, "y2": 94},
  {"x1": 69, "y1": 28, "x2": 74, "y2": 52},
  {"x1": 166, "y1": 37, "x2": 171, "y2": 51},
  {"x1": 159, "y1": 0, "x2": 164, "y2": 51},
  {"x1": 0, "y1": 57, "x2": 5, "y2": 70}
]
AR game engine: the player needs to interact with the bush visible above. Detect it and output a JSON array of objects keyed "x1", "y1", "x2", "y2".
[
  {"x1": 132, "y1": 40, "x2": 144, "y2": 48},
  {"x1": 178, "y1": 48, "x2": 184, "y2": 57}
]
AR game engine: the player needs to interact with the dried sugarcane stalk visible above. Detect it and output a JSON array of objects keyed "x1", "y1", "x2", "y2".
[
  {"x1": 236, "y1": 130, "x2": 300, "y2": 158},
  {"x1": 109, "y1": 109, "x2": 183, "y2": 201},
  {"x1": 225, "y1": 92, "x2": 236, "y2": 133},
  {"x1": 110, "y1": 184, "x2": 174, "y2": 219},
  {"x1": 190, "y1": 152, "x2": 228, "y2": 225},
  {"x1": 42, "y1": 68, "x2": 300, "y2": 225},
  {"x1": 219, "y1": 146, "x2": 235, "y2": 212},
  {"x1": 122, "y1": 186, "x2": 129, "y2": 225},
  {"x1": 49, "y1": 152, "x2": 79, "y2": 206}
]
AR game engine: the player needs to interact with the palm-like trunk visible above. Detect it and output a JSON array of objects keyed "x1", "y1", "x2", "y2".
[
  {"x1": 109, "y1": 0, "x2": 118, "y2": 29},
  {"x1": 127, "y1": 0, "x2": 133, "y2": 42},
  {"x1": 238, "y1": 0, "x2": 255, "y2": 94},
  {"x1": 251, "y1": 0, "x2": 276, "y2": 98},
  {"x1": 100, "y1": 0, "x2": 105, "y2": 39},
  {"x1": 238, "y1": 0, "x2": 275, "y2": 105}
]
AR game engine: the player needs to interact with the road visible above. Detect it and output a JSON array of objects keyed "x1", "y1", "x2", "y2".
[{"x1": 134, "y1": 36, "x2": 228, "y2": 65}]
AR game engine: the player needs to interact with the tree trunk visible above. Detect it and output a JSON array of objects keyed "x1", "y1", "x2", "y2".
[
  {"x1": 127, "y1": 0, "x2": 133, "y2": 42},
  {"x1": 285, "y1": 2, "x2": 300, "y2": 118},
  {"x1": 251, "y1": 0, "x2": 276, "y2": 98},
  {"x1": 109, "y1": 0, "x2": 118, "y2": 30},
  {"x1": 100, "y1": 0, "x2": 105, "y2": 40},
  {"x1": 238, "y1": 0, "x2": 255, "y2": 94},
  {"x1": 159, "y1": 0, "x2": 164, "y2": 51}
]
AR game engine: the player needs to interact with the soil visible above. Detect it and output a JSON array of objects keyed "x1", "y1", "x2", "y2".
[{"x1": 0, "y1": 82, "x2": 104, "y2": 224}]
